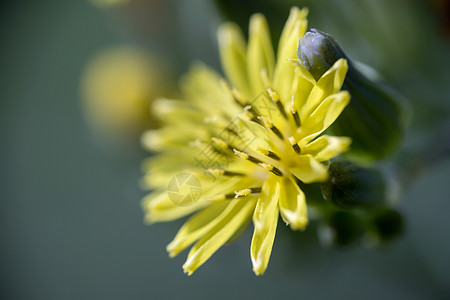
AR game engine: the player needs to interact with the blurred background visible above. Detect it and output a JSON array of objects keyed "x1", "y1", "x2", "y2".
[{"x1": 1, "y1": 0, "x2": 449, "y2": 299}]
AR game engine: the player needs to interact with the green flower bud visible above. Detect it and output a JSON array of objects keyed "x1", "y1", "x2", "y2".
[
  {"x1": 297, "y1": 29, "x2": 346, "y2": 81},
  {"x1": 298, "y1": 29, "x2": 408, "y2": 162},
  {"x1": 318, "y1": 211, "x2": 364, "y2": 246},
  {"x1": 368, "y1": 209, "x2": 404, "y2": 243},
  {"x1": 321, "y1": 161, "x2": 386, "y2": 209}
]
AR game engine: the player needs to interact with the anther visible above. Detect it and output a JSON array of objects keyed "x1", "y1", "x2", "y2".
[
  {"x1": 257, "y1": 146, "x2": 281, "y2": 161},
  {"x1": 231, "y1": 88, "x2": 248, "y2": 107},
  {"x1": 233, "y1": 148, "x2": 249, "y2": 160},
  {"x1": 244, "y1": 105, "x2": 263, "y2": 125},
  {"x1": 290, "y1": 96, "x2": 301, "y2": 127},
  {"x1": 267, "y1": 88, "x2": 287, "y2": 118},
  {"x1": 259, "y1": 163, "x2": 283, "y2": 176},
  {"x1": 205, "y1": 194, "x2": 235, "y2": 202},
  {"x1": 207, "y1": 169, "x2": 225, "y2": 176},
  {"x1": 208, "y1": 169, "x2": 244, "y2": 177},
  {"x1": 288, "y1": 136, "x2": 301, "y2": 154},
  {"x1": 234, "y1": 187, "x2": 262, "y2": 198},
  {"x1": 259, "y1": 116, "x2": 284, "y2": 140},
  {"x1": 212, "y1": 137, "x2": 231, "y2": 150},
  {"x1": 233, "y1": 148, "x2": 262, "y2": 164},
  {"x1": 234, "y1": 188, "x2": 251, "y2": 198}
]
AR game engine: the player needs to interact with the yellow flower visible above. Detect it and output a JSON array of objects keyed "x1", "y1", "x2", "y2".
[
  {"x1": 81, "y1": 46, "x2": 172, "y2": 149},
  {"x1": 141, "y1": 7, "x2": 351, "y2": 275}
]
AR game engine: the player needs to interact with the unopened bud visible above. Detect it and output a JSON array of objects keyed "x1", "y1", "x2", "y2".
[
  {"x1": 368, "y1": 209, "x2": 404, "y2": 243},
  {"x1": 321, "y1": 161, "x2": 386, "y2": 209},
  {"x1": 318, "y1": 211, "x2": 364, "y2": 246},
  {"x1": 297, "y1": 29, "x2": 347, "y2": 81},
  {"x1": 298, "y1": 29, "x2": 408, "y2": 162}
]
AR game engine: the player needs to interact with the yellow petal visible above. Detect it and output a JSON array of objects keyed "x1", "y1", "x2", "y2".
[
  {"x1": 152, "y1": 98, "x2": 207, "y2": 126},
  {"x1": 218, "y1": 23, "x2": 252, "y2": 98},
  {"x1": 250, "y1": 176, "x2": 280, "y2": 275},
  {"x1": 182, "y1": 198, "x2": 256, "y2": 275},
  {"x1": 277, "y1": 7, "x2": 308, "y2": 60},
  {"x1": 181, "y1": 63, "x2": 241, "y2": 117},
  {"x1": 247, "y1": 14, "x2": 275, "y2": 96},
  {"x1": 142, "y1": 191, "x2": 209, "y2": 223},
  {"x1": 290, "y1": 155, "x2": 328, "y2": 183},
  {"x1": 300, "y1": 59, "x2": 348, "y2": 122},
  {"x1": 273, "y1": 7, "x2": 308, "y2": 102},
  {"x1": 300, "y1": 90, "x2": 351, "y2": 143},
  {"x1": 141, "y1": 127, "x2": 208, "y2": 151},
  {"x1": 302, "y1": 135, "x2": 352, "y2": 162},
  {"x1": 232, "y1": 116, "x2": 271, "y2": 152},
  {"x1": 278, "y1": 177, "x2": 308, "y2": 230},
  {"x1": 290, "y1": 63, "x2": 315, "y2": 113},
  {"x1": 167, "y1": 201, "x2": 228, "y2": 257}
]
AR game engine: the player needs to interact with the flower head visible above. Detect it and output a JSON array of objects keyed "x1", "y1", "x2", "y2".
[
  {"x1": 81, "y1": 46, "x2": 172, "y2": 148},
  {"x1": 142, "y1": 7, "x2": 351, "y2": 275}
]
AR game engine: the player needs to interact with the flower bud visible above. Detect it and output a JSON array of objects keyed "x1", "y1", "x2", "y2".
[
  {"x1": 318, "y1": 211, "x2": 364, "y2": 246},
  {"x1": 368, "y1": 209, "x2": 404, "y2": 243},
  {"x1": 298, "y1": 29, "x2": 408, "y2": 162},
  {"x1": 321, "y1": 161, "x2": 386, "y2": 209},
  {"x1": 297, "y1": 29, "x2": 347, "y2": 81}
]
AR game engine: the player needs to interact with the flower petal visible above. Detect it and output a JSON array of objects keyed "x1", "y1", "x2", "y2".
[
  {"x1": 182, "y1": 198, "x2": 256, "y2": 275},
  {"x1": 153, "y1": 98, "x2": 207, "y2": 126},
  {"x1": 181, "y1": 63, "x2": 241, "y2": 117},
  {"x1": 142, "y1": 191, "x2": 209, "y2": 223},
  {"x1": 273, "y1": 7, "x2": 308, "y2": 102},
  {"x1": 277, "y1": 7, "x2": 308, "y2": 60},
  {"x1": 290, "y1": 154, "x2": 328, "y2": 183},
  {"x1": 300, "y1": 90, "x2": 351, "y2": 143},
  {"x1": 141, "y1": 127, "x2": 208, "y2": 151},
  {"x1": 302, "y1": 135, "x2": 351, "y2": 162},
  {"x1": 300, "y1": 58, "x2": 348, "y2": 122},
  {"x1": 247, "y1": 14, "x2": 275, "y2": 96},
  {"x1": 167, "y1": 201, "x2": 229, "y2": 257},
  {"x1": 278, "y1": 177, "x2": 308, "y2": 230},
  {"x1": 232, "y1": 116, "x2": 271, "y2": 152},
  {"x1": 218, "y1": 24, "x2": 252, "y2": 98},
  {"x1": 289, "y1": 63, "x2": 315, "y2": 116},
  {"x1": 250, "y1": 176, "x2": 280, "y2": 275}
]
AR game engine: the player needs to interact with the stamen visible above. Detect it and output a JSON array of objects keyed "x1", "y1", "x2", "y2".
[
  {"x1": 249, "y1": 187, "x2": 262, "y2": 193},
  {"x1": 207, "y1": 169, "x2": 244, "y2": 177},
  {"x1": 257, "y1": 146, "x2": 281, "y2": 161},
  {"x1": 223, "y1": 170, "x2": 245, "y2": 176},
  {"x1": 231, "y1": 88, "x2": 248, "y2": 107},
  {"x1": 204, "y1": 194, "x2": 235, "y2": 202},
  {"x1": 233, "y1": 148, "x2": 249, "y2": 160},
  {"x1": 244, "y1": 105, "x2": 263, "y2": 125},
  {"x1": 207, "y1": 169, "x2": 224, "y2": 176},
  {"x1": 206, "y1": 187, "x2": 262, "y2": 201},
  {"x1": 221, "y1": 80, "x2": 247, "y2": 107},
  {"x1": 234, "y1": 188, "x2": 251, "y2": 198},
  {"x1": 288, "y1": 136, "x2": 301, "y2": 154},
  {"x1": 267, "y1": 88, "x2": 287, "y2": 118},
  {"x1": 290, "y1": 96, "x2": 301, "y2": 127},
  {"x1": 259, "y1": 163, "x2": 283, "y2": 176},
  {"x1": 233, "y1": 148, "x2": 262, "y2": 164},
  {"x1": 234, "y1": 187, "x2": 262, "y2": 198},
  {"x1": 259, "y1": 116, "x2": 284, "y2": 140},
  {"x1": 211, "y1": 137, "x2": 231, "y2": 151}
]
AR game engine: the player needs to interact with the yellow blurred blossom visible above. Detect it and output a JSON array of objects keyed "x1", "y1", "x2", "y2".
[
  {"x1": 142, "y1": 7, "x2": 351, "y2": 275},
  {"x1": 81, "y1": 46, "x2": 171, "y2": 148}
]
